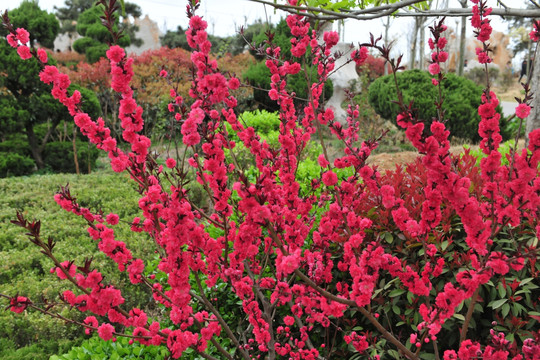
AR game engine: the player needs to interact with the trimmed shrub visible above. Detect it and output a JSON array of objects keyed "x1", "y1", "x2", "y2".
[
  {"x1": 43, "y1": 141, "x2": 99, "y2": 174},
  {"x1": 0, "y1": 136, "x2": 32, "y2": 157},
  {"x1": 243, "y1": 61, "x2": 333, "y2": 111},
  {"x1": 0, "y1": 152, "x2": 35, "y2": 177},
  {"x1": 465, "y1": 65, "x2": 500, "y2": 84},
  {"x1": 368, "y1": 69, "x2": 508, "y2": 142}
]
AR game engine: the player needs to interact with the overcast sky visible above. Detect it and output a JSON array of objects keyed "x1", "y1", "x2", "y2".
[{"x1": 4, "y1": 0, "x2": 532, "y2": 61}]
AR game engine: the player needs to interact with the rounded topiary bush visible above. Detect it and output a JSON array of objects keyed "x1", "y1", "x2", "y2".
[
  {"x1": 243, "y1": 61, "x2": 333, "y2": 112},
  {"x1": 0, "y1": 152, "x2": 35, "y2": 177},
  {"x1": 368, "y1": 69, "x2": 508, "y2": 142},
  {"x1": 0, "y1": 136, "x2": 32, "y2": 157},
  {"x1": 43, "y1": 141, "x2": 99, "y2": 174}
]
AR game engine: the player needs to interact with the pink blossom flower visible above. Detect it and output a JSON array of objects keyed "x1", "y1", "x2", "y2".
[
  {"x1": 10, "y1": 296, "x2": 28, "y2": 313},
  {"x1": 437, "y1": 37, "x2": 447, "y2": 49},
  {"x1": 159, "y1": 69, "x2": 168, "y2": 77},
  {"x1": 428, "y1": 63, "x2": 440, "y2": 75},
  {"x1": 437, "y1": 51, "x2": 448, "y2": 62},
  {"x1": 515, "y1": 103, "x2": 531, "y2": 119},
  {"x1": 37, "y1": 48, "x2": 48, "y2": 63},
  {"x1": 283, "y1": 316, "x2": 295, "y2": 326},
  {"x1": 228, "y1": 77, "x2": 240, "y2": 90},
  {"x1": 323, "y1": 31, "x2": 339, "y2": 48},
  {"x1": 166, "y1": 157, "x2": 177, "y2": 168},
  {"x1": 17, "y1": 45, "x2": 32, "y2": 60},
  {"x1": 16, "y1": 28, "x2": 29, "y2": 44},
  {"x1": 351, "y1": 47, "x2": 368, "y2": 66},
  {"x1": 318, "y1": 154, "x2": 329, "y2": 168},
  {"x1": 6, "y1": 34, "x2": 18, "y2": 48},
  {"x1": 477, "y1": 22, "x2": 493, "y2": 42},
  {"x1": 98, "y1": 323, "x2": 115, "y2": 341},
  {"x1": 106, "y1": 45, "x2": 125, "y2": 63},
  {"x1": 322, "y1": 171, "x2": 338, "y2": 186},
  {"x1": 476, "y1": 49, "x2": 492, "y2": 64},
  {"x1": 530, "y1": 29, "x2": 540, "y2": 42},
  {"x1": 106, "y1": 213, "x2": 120, "y2": 225},
  {"x1": 83, "y1": 316, "x2": 98, "y2": 335},
  {"x1": 55, "y1": 260, "x2": 77, "y2": 280}
]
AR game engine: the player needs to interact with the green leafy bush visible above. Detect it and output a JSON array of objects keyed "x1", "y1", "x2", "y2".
[
  {"x1": 51, "y1": 335, "x2": 169, "y2": 360},
  {"x1": 0, "y1": 338, "x2": 81, "y2": 360},
  {"x1": 43, "y1": 141, "x2": 100, "y2": 174},
  {"x1": 243, "y1": 18, "x2": 332, "y2": 111},
  {"x1": 368, "y1": 69, "x2": 508, "y2": 142},
  {"x1": 463, "y1": 140, "x2": 535, "y2": 167},
  {"x1": 0, "y1": 136, "x2": 32, "y2": 157},
  {"x1": 243, "y1": 61, "x2": 333, "y2": 111},
  {"x1": 465, "y1": 66, "x2": 500, "y2": 84},
  {"x1": 0, "y1": 152, "x2": 35, "y2": 177}
]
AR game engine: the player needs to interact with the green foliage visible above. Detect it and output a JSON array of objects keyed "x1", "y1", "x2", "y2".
[
  {"x1": 243, "y1": 61, "x2": 333, "y2": 111},
  {"x1": 0, "y1": 136, "x2": 32, "y2": 156},
  {"x1": 0, "y1": 84, "x2": 101, "y2": 176},
  {"x1": 51, "y1": 335, "x2": 169, "y2": 360},
  {"x1": 3, "y1": 0, "x2": 59, "y2": 48},
  {"x1": 0, "y1": 170, "x2": 149, "y2": 357},
  {"x1": 243, "y1": 18, "x2": 333, "y2": 111},
  {"x1": 463, "y1": 140, "x2": 530, "y2": 167},
  {"x1": 0, "y1": 337, "x2": 82, "y2": 360},
  {"x1": 237, "y1": 110, "x2": 282, "y2": 137},
  {"x1": 368, "y1": 70, "x2": 508, "y2": 142},
  {"x1": 56, "y1": 0, "x2": 142, "y2": 52},
  {"x1": 43, "y1": 141, "x2": 100, "y2": 174},
  {"x1": 55, "y1": 0, "x2": 97, "y2": 35},
  {"x1": 0, "y1": 152, "x2": 35, "y2": 177},
  {"x1": 0, "y1": 1, "x2": 75, "y2": 169},
  {"x1": 251, "y1": 19, "x2": 292, "y2": 59},
  {"x1": 0, "y1": 77, "x2": 100, "y2": 173},
  {"x1": 465, "y1": 66, "x2": 500, "y2": 85},
  {"x1": 160, "y1": 25, "x2": 246, "y2": 56},
  {"x1": 72, "y1": 5, "x2": 130, "y2": 63}
]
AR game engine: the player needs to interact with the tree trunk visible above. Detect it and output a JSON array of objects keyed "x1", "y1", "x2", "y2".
[
  {"x1": 409, "y1": 18, "x2": 420, "y2": 69},
  {"x1": 526, "y1": 53, "x2": 540, "y2": 143},
  {"x1": 25, "y1": 124, "x2": 45, "y2": 169},
  {"x1": 419, "y1": 20, "x2": 426, "y2": 70},
  {"x1": 72, "y1": 126, "x2": 80, "y2": 175},
  {"x1": 457, "y1": 0, "x2": 468, "y2": 76},
  {"x1": 383, "y1": 16, "x2": 392, "y2": 75}
]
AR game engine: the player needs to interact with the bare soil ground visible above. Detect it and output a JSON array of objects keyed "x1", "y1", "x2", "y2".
[{"x1": 367, "y1": 145, "x2": 479, "y2": 172}]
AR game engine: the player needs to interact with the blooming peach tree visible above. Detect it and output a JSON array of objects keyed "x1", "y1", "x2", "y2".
[{"x1": 2, "y1": 0, "x2": 540, "y2": 359}]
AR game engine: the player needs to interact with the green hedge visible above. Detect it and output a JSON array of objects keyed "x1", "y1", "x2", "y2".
[
  {"x1": 368, "y1": 69, "x2": 509, "y2": 142},
  {"x1": 0, "y1": 171, "x2": 148, "y2": 359},
  {"x1": 243, "y1": 61, "x2": 333, "y2": 112},
  {"x1": 43, "y1": 141, "x2": 100, "y2": 174},
  {"x1": 0, "y1": 152, "x2": 35, "y2": 177}
]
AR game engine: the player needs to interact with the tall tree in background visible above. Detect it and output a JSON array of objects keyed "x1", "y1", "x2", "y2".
[
  {"x1": 64, "y1": 0, "x2": 141, "y2": 61},
  {"x1": 457, "y1": 0, "x2": 467, "y2": 76},
  {"x1": 0, "y1": 0, "x2": 101, "y2": 170},
  {"x1": 6, "y1": 0, "x2": 58, "y2": 49},
  {"x1": 0, "y1": 0, "x2": 61, "y2": 168},
  {"x1": 55, "y1": 0, "x2": 95, "y2": 50},
  {"x1": 160, "y1": 20, "x2": 262, "y2": 56}
]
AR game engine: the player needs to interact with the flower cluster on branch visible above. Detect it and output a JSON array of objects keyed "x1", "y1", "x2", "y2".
[{"x1": 1, "y1": 0, "x2": 540, "y2": 359}]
